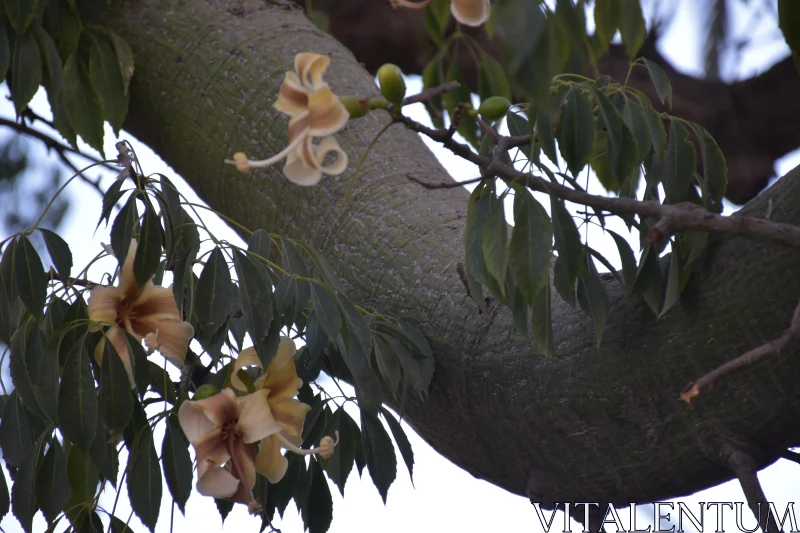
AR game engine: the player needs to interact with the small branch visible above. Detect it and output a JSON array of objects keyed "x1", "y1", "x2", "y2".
[
  {"x1": 681, "y1": 298, "x2": 800, "y2": 403},
  {"x1": 406, "y1": 174, "x2": 484, "y2": 189},
  {"x1": 729, "y1": 451, "x2": 784, "y2": 533},
  {"x1": 780, "y1": 449, "x2": 800, "y2": 465},
  {"x1": 402, "y1": 80, "x2": 461, "y2": 106}
]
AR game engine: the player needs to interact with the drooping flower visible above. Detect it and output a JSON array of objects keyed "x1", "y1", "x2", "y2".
[
  {"x1": 178, "y1": 388, "x2": 283, "y2": 504},
  {"x1": 231, "y1": 336, "x2": 336, "y2": 482},
  {"x1": 226, "y1": 53, "x2": 350, "y2": 186},
  {"x1": 88, "y1": 240, "x2": 194, "y2": 382},
  {"x1": 390, "y1": 0, "x2": 491, "y2": 27}
]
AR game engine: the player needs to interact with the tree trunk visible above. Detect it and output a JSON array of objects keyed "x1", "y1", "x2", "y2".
[{"x1": 99, "y1": 0, "x2": 800, "y2": 509}]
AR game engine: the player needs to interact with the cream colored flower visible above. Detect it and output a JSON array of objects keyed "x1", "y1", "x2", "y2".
[
  {"x1": 231, "y1": 337, "x2": 336, "y2": 481},
  {"x1": 390, "y1": 0, "x2": 490, "y2": 27},
  {"x1": 225, "y1": 53, "x2": 349, "y2": 186},
  {"x1": 179, "y1": 388, "x2": 283, "y2": 504},
  {"x1": 88, "y1": 240, "x2": 194, "y2": 382}
]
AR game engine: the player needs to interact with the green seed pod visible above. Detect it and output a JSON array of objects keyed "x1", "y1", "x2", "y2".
[
  {"x1": 339, "y1": 95, "x2": 369, "y2": 119},
  {"x1": 478, "y1": 96, "x2": 512, "y2": 121},
  {"x1": 377, "y1": 63, "x2": 407, "y2": 107},
  {"x1": 193, "y1": 384, "x2": 219, "y2": 400}
]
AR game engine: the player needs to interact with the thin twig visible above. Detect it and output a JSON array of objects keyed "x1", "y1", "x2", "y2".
[
  {"x1": 406, "y1": 174, "x2": 484, "y2": 189},
  {"x1": 681, "y1": 298, "x2": 800, "y2": 403},
  {"x1": 401, "y1": 80, "x2": 461, "y2": 106},
  {"x1": 780, "y1": 449, "x2": 800, "y2": 464}
]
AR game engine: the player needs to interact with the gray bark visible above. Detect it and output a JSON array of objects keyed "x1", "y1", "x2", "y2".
[{"x1": 99, "y1": 0, "x2": 800, "y2": 508}]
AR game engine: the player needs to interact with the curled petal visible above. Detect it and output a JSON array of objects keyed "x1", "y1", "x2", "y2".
[
  {"x1": 294, "y1": 53, "x2": 330, "y2": 90},
  {"x1": 237, "y1": 389, "x2": 284, "y2": 444},
  {"x1": 144, "y1": 317, "x2": 193, "y2": 367},
  {"x1": 196, "y1": 465, "x2": 241, "y2": 499},
  {"x1": 87, "y1": 286, "x2": 123, "y2": 326},
  {"x1": 450, "y1": 0, "x2": 491, "y2": 26},
  {"x1": 314, "y1": 136, "x2": 349, "y2": 176},
  {"x1": 259, "y1": 337, "x2": 301, "y2": 398},
  {"x1": 132, "y1": 283, "x2": 182, "y2": 320},
  {"x1": 231, "y1": 347, "x2": 262, "y2": 393},
  {"x1": 269, "y1": 396, "x2": 311, "y2": 438},
  {"x1": 274, "y1": 72, "x2": 310, "y2": 116},
  {"x1": 93, "y1": 326, "x2": 134, "y2": 383},
  {"x1": 119, "y1": 240, "x2": 140, "y2": 301},
  {"x1": 193, "y1": 429, "x2": 230, "y2": 467},
  {"x1": 179, "y1": 389, "x2": 238, "y2": 443},
  {"x1": 283, "y1": 135, "x2": 348, "y2": 186},
  {"x1": 306, "y1": 87, "x2": 349, "y2": 138},
  {"x1": 255, "y1": 435, "x2": 289, "y2": 484}
]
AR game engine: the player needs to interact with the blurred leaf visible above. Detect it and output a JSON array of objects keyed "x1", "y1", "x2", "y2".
[
  {"x1": 58, "y1": 341, "x2": 97, "y2": 451},
  {"x1": 248, "y1": 228, "x2": 271, "y2": 260},
  {"x1": 662, "y1": 120, "x2": 696, "y2": 204},
  {"x1": 63, "y1": 54, "x2": 105, "y2": 154},
  {"x1": 281, "y1": 238, "x2": 310, "y2": 315},
  {"x1": 478, "y1": 49, "x2": 511, "y2": 101},
  {"x1": 535, "y1": 106, "x2": 558, "y2": 165},
  {"x1": 321, "y1": 407, "x2": 355, "y2": 496},
  {"x1": 233, "y1": 248, "x2": 274, "y2": 361},
  {"x1": 90, "y1": 35, "x2": 128, "y2": 134},
  {"x1": 11, "y1": 28, "x2": 42, "y2": 117},
  {"x1": 424, "y1": 0, "x2": 449, "y2": 47},
  {"x1": 195, "y1": 246, "x2": 234, "y2": 336},
  {"x1": 32, "y1": 24, "x2": 62, "y2": 112},
  {"x1": 133, "y1": 196, "x2": 162, "y2": 289},
  {"x1": 421, "y1": 58, "x2": 444, "y2": 128},
  {"x1": 162, "y1": 415, "x2": 192, "y2": 514},
  {"x1": 111, "y1": 193, "x2": 137, "y2": 263},
  {"x1": 659, "y1": 248, "x2": 682, "y2": 317},
  {"x1": 381, "y1": 408, "x2": 414, "y2": 482},
  {"x1": 337, "y1": 331, "x2": 382, "y2": 414},
  {"x1": 481, "y1": 194, "x2": 508, "y2": 292},
  {"x1": 0, "y1": 449, "x2": 7, "y2": 520},
  {"x1": 305, "y1": 460, "x2": 333, "y2": 533},
  {"x1": 361, "y1": 409, "x2": 396, "y2": 503},
  {"x1": 642, "y1": 101, "x2": 667, "y2": 156},
  {"x1": 642, "y1": 58, "x2": 673, "y2": 108},
  {"x1": 65, "y1": 445, "x2": 98, "y2": 523},
  {"x1": 127, "y1": 426, "x2": 161, "y2": 533},
  {"x1": 620, "y1": 0, "x2": 646, "y2": 59},
  {"x1": 35, "y1": 438, "x2": 70, "y2": 524},
  {"x1": 607, "y1": 229, "x2": 637, "y2": 291},
  {"x1": 38, "y1": 228, "x2": 73, "y2": 280},
  {"x1": 0, "y1": 24, "x2": 8, "y2": 95},
  {"x1": 509, "y1": 191, "x2": 552, "y2": 305},
  {"x1": 11, "y1": 440, "x2": 40, "y2": 533},
  {"x1": 99, "y1": 339, "x2": 133, "y2": 434},
  {"x1": 631, "y1": 244, "x2": 663, "y2": 314},
  {"x1": 576, "y1": 255, "x2": 608, "y2": 345},
  {"x1": 622, "y1": 97, "x2": 652, "y2": 164},
  {"x1": 691, "y1": 123, "x2": 727, "y2": 213},
  {"x1": 15, "y1": 234, "x2": 46, "y2": 319},
  {"x1": 373, "y1": 335, "x2": 401, "y2": 394},
  {"x1": 0, "y1": 392, "x2": 33, "y2": 467},
  {"x1": 90, "y1": 412, "x2": 119, "y2": 487},
  {"x1": 310, "y1": 283, "x2": 341, "y2": 341},
  {"x1": 102, "y1": 28, "x2": 135, "y2": 93},
  {"x1": 559, "y1": 87, "x2": 595, "y2": 176},
  {"x1": 42, "y1": 0, "x2": 81, "y2": 61},
  {"x1": 6, "y1": 0, "x2": 38, "y2": 34},
  {"x1": 550, "y1": 197, "x2": 582, "y2": 294},
  {"x1": 593, "y1": 0, "x2": 617, "y2": 54},
  {"x1": 531, "y1": 282, "x2": 554, "y2": 356}
]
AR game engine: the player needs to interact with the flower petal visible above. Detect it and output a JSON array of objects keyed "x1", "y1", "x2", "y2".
[
  {"x1": 314, "y1": 136, "x2": 349, "y2": 177},
  {"x1": 450, "y1": 0, "x2": 490, "y2": 26},
  {"x1": 294, "y1": 53, "x2": 330, "y2": 89},
  {"x1": 274, "y1": 72, "x2": 310, "y2": 116},
  {"x1": 196, "y1": 465, "x2": 241, "y2": 499},
  {"x1": 259, "y1": 337, "x2": 301, "y2": 398},
  {"x1": 237, "y1": 389, "x2": 284, "y2": 444},
  {"x1": 119, "y1": 240, "x2": 141, "y2": 301},
  {"x1": 94, "y1": 326, "x2": 135, "y2": 384},
  {"x1": 306, "y1": 87, "x2": 349, "y2": 138},
  {"x1": 145, "y1": 318, "x2": 194, "y2": 367},
  {"x1": 269, "y1": 396, "x2": 311, "y2": 438},
  {"x1": 231, "y1": 347, "x2": 263, "y2": 393},
  {"x1": 179, "y1": 389, "x2": 238, "y2": 443},
  {"x1": 87, "y1": 286, "x2": 123, "y2": 326},
  {"x1": 283, "y1": 146, "x2": 323, "y2": 186},
  {"x1": 132, "y1": 283, "x2": 182, "y2": 320},
  {"x1": 193, "y1": 429, "x2": 230, "y2": 467},
  {"x1": 255, "y1": 435, "x2": 289, "y2": 484}
]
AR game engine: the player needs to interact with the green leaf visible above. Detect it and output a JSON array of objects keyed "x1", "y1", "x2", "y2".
[
  {"x1": 233, "y1": 248, "x2": 274, "y2": 357},
  {"x1": 558, "y1": 87, "x2": 596, "y2": 176},
  {"x1": 306, "y1": 460, "x2": 333, "y2": 533},
  {"x1": 42, "y1": 0, "x2": 81, "y2": 61},
  {"x1": 0, "y1": 449, "x2": 8, "y2": 520},
  {"x1": 11, "y1": 324, "x2": 46, "y2": 419},
  {"x1": 481, "y1": 194, "x2": 508, "y2": 293},
  {"x1": 622, "y1": 96, "x2": 652, "y2": 164},
  {"x1": 607, "y1": 229, "x2": 637, "y2": 291},
  {"x1": 593, "y1": 0, "x2": 617, "y2": 54},
  {"x1": 38, "y1": 228, "x2": 73, "y2": 280},
  {"x1": 620, "y1": 0, "x2": 646, "y2": 59},
  {"x1": 99, "y1": 339, "x2": 133, "y2": 434},
  {"x1": 421, "y1": 58, "x2": 444, "y2": 128},
  {"x1": 576, "y1": 255, "x2": 608, "y2": 345},
  {"x1": 133, "y1": 196, "x2": 162, "y2": 290},
  {"x1": 642, "y1": 58, "x2": 673, "y2": 108},
  {"x1": 373, "y1": 335, "x2": 401, "y2": 394},
  {"x1": 90, "y1": 413, "x2": 119, "y2": 487},
  {"x1": 35, "y1": 438, "x2": 70, "y2": 524},
  {"x1": 63, "y1": 54, "x2": 105, "y2": 154},
  {"x1": 321, "y1": 408, "x2": 355, "y2": 496},
  {"x1": 89, "y1": 35, "x2": 129, "y2": 134},
  {"x1": 15, "y1": 234, "x2": 46, "y2": 320},
  {"x1": 691, "y1": 123, "x2": 727, "y2": 213},
  {"x1": 12, "y1": 441, "x2": 40, "y2": 533},
  {"x1": 281, "y1": 238, "x2": 310, "y2": 315},
  {"x1": 310, "y1": 283, "x2": 341, "y2": 341},
  {"x1": 162, "y1": 415, "x2": 192, "y2": 514},
  {"x1": 336, "y1": 331, "x2": 382, "y2": 414},
  {"x1": 58, "y1": 341, "x2": 97, "y2": 452},
  {"x1": 110, "y1": 193, "x2": 137, "y2": 263},
  {"x1": 631, "y1": 244, "x2": 663, "y2": 314},
  {"x1": 7, "y1": 30, "x2": 42, "y2": 116},
  {"x1": 552, "y1": 255, "x2": 574, "y2": 307},
  {"x1": 381, "y1": 408, "x2": 414, "y2": 482},
  {"x1": 0, "y1": 24, "x2": 9, "y2": 83},
  {"x1": 550, "y1": 197, "x2": 582, "y2": 293},
  {"x1": 464, "y1": 182, "x2": 492, "y2": 292},
  {"x1": 531, "y1": 282, "x2": 554, "y2": 356},
  {"x1": 247, "y1": 228, "x2": 271, "y2": 260},
  {"x1": 0, "y1": 392, "x2": 33, "y2": 467},
  {"x1": 127, "y1": 426, "x2": 161, "y2": 533},
  {"x1": 376, "y1": 334, "x2": 425, "y2": 401},
  {"x1": 535, "y1": 106, "x2": 558, "y2": 165},
  {"x1": 662, "y1": 120, "x2": 696, "y2": 204},
  {"x1": 659, "y1": 248, "x2": 682, "y2": 317},
  {"x1": 32, "y1": 24, "x2": 61, "y2": 108},
  {"x1": 508, "y1": 191, "x2": 552, "y2": 305},
  {"x1": 6, "y1": 0, "x2": 38, "y2": 34},
  {"x1": 109, "y1": 516, "x2": 135, "y2": 533},
  {"x1": 194, "y1": 246, "x2": 234, "y2": 336},
  {"x1": 102, "y1": 28, "x2": 135, "y2": 94},
  {"x1": 65, "y1": 444, "x2": 98, "y2": 530},
  {"x1": 478, "y1": 49, "x2": 511, "y2": 101},
  {"x1": 361, "y1": 409, "x2": 396, "y2": 503},
  {"x1": 642, "y1": 102, "x2": 666, "y2": 156}
]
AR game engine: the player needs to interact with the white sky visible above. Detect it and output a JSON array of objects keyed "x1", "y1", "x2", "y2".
[{"x1": 2, "y1": 2, "x2": 800, "y2": 532}]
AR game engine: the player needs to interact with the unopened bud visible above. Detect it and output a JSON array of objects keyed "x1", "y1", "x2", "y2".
[
  {"x1": 377, "y1": 64, "x2": 406, "y2": 107},
  {"x1": 232, "y1": 152, "x2": 250, "y2": 173},
  {"x1": 478, "y1": 96, "x2": 512, "y2": 121},
  {"x1": 339, "y1": 96, "x2": 369, "y2": 119},
  {"x1": 193, "y1": 384, "x2": 219, "y2": 400},
  {"x1": 318, "y1": 431, "x2": 339, "y2": 459}
]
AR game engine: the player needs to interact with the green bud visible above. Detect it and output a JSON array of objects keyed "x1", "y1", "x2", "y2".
[
  {"x1": 478, "y1": 96, "x2": 512, "y2": 121},
  {"x1": 377, "y1": 63, "x2": 407, "y2": 107},
  {"x1": 193, "y1": 384, "x2": 219, "y2": 400},
  {"x1": 339, "y1": 95, "x2": 369, "y2": 119}
]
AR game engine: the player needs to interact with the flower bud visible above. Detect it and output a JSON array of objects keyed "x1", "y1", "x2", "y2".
[
  {"x1": 339, "y1": 96, "x2": 369, "y2": 119},
  {"x1": 478, "y1": 96, "x2": 512, "y2": 121},
  {"x1": 193, "y1": 384, "x2": 219, "y2": 400},
  {"x1": 377, "y1": 63, "x2": 407, "y2": 107},
  {"x1": 318, "y1": 433, "x2": 338, "y2": 459},
  {"x1": 232, "y1": 152, "x2": 250, "y2": 173}
]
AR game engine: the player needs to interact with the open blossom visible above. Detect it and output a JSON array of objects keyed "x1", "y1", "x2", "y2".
[
  {"x1": 88, "y1": 240, "x2": 194, "y2": 382},
  {"x1": 225, "y1": 53, "x2": 349, "y2": 186},
  {"x1": 178, "y1": 388, "x2": 282, "y2": 504},
  {"x1": 232, "y1": 336, "x2": 333, "y2": 482},
  {"x1": 390, "y1": 0, "x2": 490, "y2": 27}
]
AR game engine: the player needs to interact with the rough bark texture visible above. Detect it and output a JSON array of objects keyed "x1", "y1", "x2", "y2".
[
  {"x1": 99, "y1": 0, "x2": 800, "y2": 510},
  {"x1": 300, "y1": 0, "x2": 800, "y2": 205}
]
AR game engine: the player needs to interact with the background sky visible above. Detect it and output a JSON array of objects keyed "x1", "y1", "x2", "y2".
[{"x1": 2, "y1": 1, "x2": 800, "y2": 532}]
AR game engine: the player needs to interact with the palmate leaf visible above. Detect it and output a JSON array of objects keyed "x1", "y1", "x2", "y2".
[
  {"x1": 10, "y1": 29, "x2": 42, "y2": 116},
  {"x1": 194, "y1": 246, "x2": 234, "y2": 336},
  {"x1": 14, "y1": 234, "x2": 46, "y2": 319},
  {"x1": 89, "y1": 34, "x2": 129, "y2": 134},
  {"x1": 127, "y1": 425, "x2": 162, "y2": 533},
  {"x1": 558, "y1": 87, "x2": 595, "y2": 176},
  {"x1": 162, "y1": 415, "x2": 192, "y2": 514},
  {"x1": 58, "y1": 340, "x2": 97, "y2": 452},
  {"x1": 361, "y1": 409, "x2": 397, "y2": 504},
  {"x1": 63, "y1": 53, "x2": 105, "y2": 154},
  {"x1": 509, "y1": 189, "x2": 552, "y2": 306}
]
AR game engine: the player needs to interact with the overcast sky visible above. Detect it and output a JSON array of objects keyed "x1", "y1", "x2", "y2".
[{"x1": 2, "y1": 2, "x2": 800, "y2": 532}]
